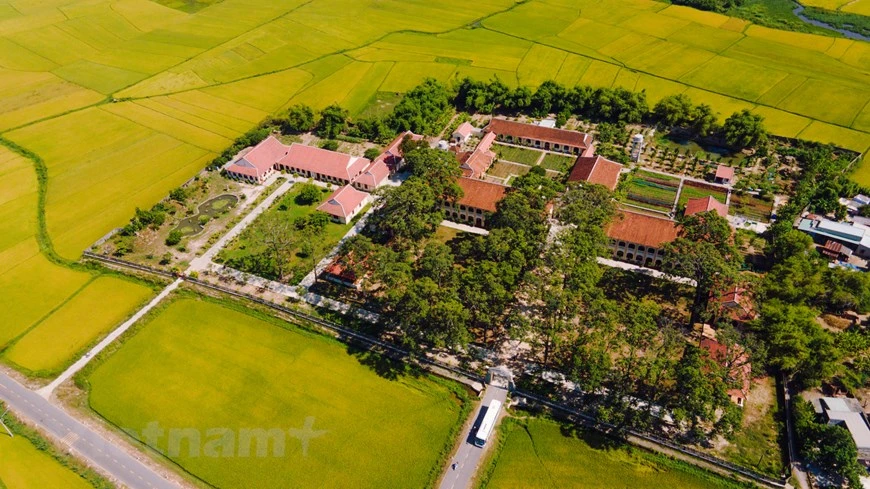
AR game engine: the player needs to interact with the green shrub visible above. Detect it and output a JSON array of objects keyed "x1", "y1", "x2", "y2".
[{"x1": 165, "y1": 230, "x2": 183, "y2": 246}]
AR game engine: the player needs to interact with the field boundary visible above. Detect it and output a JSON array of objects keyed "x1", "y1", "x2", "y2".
[{"x1": 82, "y1": 252, "x2": 788, "y2": 489}]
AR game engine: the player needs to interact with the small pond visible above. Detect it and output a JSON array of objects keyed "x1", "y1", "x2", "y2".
[{"x1": 172, "y1": 194, "x2": 239, "y2": 237}]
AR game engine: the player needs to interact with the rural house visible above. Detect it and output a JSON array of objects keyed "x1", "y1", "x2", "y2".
[
  {"x1": 442, "y1": 178, "x2": 508, "y2": 228},
  {"x1": 815, "y1": 397, "x2": 870, "y2": 461},
  {"x1": 715, "y1": 287, "x2": 757, "y2": 323},
  {"x1": 567, "y1": 155, "x2": 624, "y2": 191},
  {"x1": 796, "y1": 215, "x2": 870, "y2": 258},
  {"x1": 316, "y1": 185, "x2": 371, "y2": 224},
  {"x1": 452, "y1": 122, "x2": 477, "y2": 145},
  {"x1": 714, "y1": 165, "x2": 735, "y2": 185},
  {"x1": 277, "y1": 144, "x2": 370, "y2": 186},
  {"x1": 460, "y1": 132, "x2": 497, "y2": 178},
  {"x1": 606, "y1": 210, "x2": 679, "y2": 267},
  {"x1": 699, "y1": 336, "x2": 752, "y2": 407},
  {"x1": 684, "y1": 195, "x2": 728, "y2": 218},
  {"x1": 485, "y1": 118, "x2": 594, "y2": 156},
  {"x1": 374, "y1": 131, "x2": 423, "y2": 173},
  {"x1": 224, "y1": 135, "x2": 285, "y2": 183}
]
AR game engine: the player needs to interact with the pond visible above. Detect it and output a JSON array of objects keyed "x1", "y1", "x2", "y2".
[
  {"x1": 657, "y1": 135, "x2": 735, "y2": 159},
  {"x1": 792, "y1": 4, "x2": 870, "y2": 41},
  {"x1": 172, "y1": 194, "x2": 239, "y2": 236}
]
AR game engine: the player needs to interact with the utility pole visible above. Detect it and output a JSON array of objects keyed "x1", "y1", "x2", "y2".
[{"x1": 0, "y1": 408, "x2": 13, "y2": 438}]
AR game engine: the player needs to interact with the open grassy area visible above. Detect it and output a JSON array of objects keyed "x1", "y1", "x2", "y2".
[
  {"x1": 86, "y1": 297, "x2": 468, "y2": 489},
  {"x1": 478, "y1": 417, "x2": 746, "y2": 489},
  {"x1": 493, "y1": 144, "x2": 542, "y2": 166},
  {"x1": 539, "y1": 153, "x2": 575, "y2": 173},
  {"x1": 218, "y1": 184, "x2": 353, "y2": 284},
  {"x1": 716, "y1": 377, "x2": 786, "y2": 479},
  {"x1": 677, "y1": 181, "x2": 729, "y2": 208},
  {"x1": 487, "y1": 161, "x2": 531, "y2": 181}
]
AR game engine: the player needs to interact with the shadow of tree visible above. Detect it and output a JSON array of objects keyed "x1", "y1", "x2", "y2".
[{"x1": 345, "y1": 343, "x2": 422, "y2": 381}]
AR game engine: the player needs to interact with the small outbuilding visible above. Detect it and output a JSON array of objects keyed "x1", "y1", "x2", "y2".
[{"x1": 714, "y1": 165, "x2": 735, "y2": 185}]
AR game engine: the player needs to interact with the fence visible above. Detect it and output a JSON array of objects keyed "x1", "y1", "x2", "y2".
[{"x1": 83, "y1": 252, "x2": 788, "y2": 488}]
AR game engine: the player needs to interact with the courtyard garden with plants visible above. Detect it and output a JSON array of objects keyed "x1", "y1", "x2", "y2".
[{"x1": 217, "y1": 183, "x2": 358, "y2": 285}]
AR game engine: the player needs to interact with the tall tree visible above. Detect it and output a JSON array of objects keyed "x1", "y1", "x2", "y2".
[
  {"x1": 316, "y1": 104, "x2": 348, "y2": 139},
  {"x1": 723, "y1": 109, "x2": 766, "y2": 149},
  {"x1": 259, "y1": 213, "x2": 295, "y2": 280}
]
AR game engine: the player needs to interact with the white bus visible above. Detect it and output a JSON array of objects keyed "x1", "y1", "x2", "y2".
[{"x1": 474, "y1": 400, "x2": 502, "y2": 447}]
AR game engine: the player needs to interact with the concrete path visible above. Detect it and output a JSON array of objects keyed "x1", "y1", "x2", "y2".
[
  {"x1": 38, "y1": 279, "x2": 182, "y2": 398},
  {"x1": 440, "y1": 220, "x2": 489, "y2": 236},
  {"x1": 189, "y1": 177, "x2": 296, "y2": 272},
  {"x1": 439, "y1": 386, "x2": 509, "y2": 489},
  {"x1": 596, "y1": 257, "x2": 697, "y2": 286},
  {"x1": 1, "y1": 374, "x2": 178, "y2": 489}
]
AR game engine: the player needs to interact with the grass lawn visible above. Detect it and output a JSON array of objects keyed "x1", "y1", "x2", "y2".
[
  {"x1": 433, "y1": 225, "x2": 463, "y2": 244},
  {"x1": 625, "y1": 171, "x2": 680, "y2": 212},
  {"x1": 539, "y1": 153, "x2": 575, "y2": 173},
  {"x1": 479, "y1": 417, "x2": 745, "y2": 489},
  {"x1": 86, "y1": 298, "x2": 468, "y2": 489},
  {"x1": 729, "y1": 193, "x2": 773, "y2": 222},
  {"x1": 677, "y1": 181, "x2": 729, "y2": 208},
  {"x1": 0, "y1": 431, "x2": 95, "y2": 489},
  {"x1": 218, "y1": 184, "x2": 353, "y2": 284},
  {"x1": 493, "y1": 144, "x2": 542, "y2": 166},
  {"x1": 487, "y1": 161, "x2": 531, "y2": 180},
  {"x1": 717, "y1": 377, "x2": 786, "y2": 479}
]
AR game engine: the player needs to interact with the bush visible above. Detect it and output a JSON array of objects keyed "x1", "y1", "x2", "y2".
[
  {"x1": 364, "y1": 147, "x2": 381, "y2": 160},
  {"x1": 169, "y1": 187, "x2": 188, "y2": 203},
  {"x1": 295, "y1": 183, "x2": 322, "y2": 205},
  {"x1": 165, "y1": 230, "x2": 183, "y2": 246},
  {"x1": 319, "y1": 139, "x2": 339, "y2": 151}
]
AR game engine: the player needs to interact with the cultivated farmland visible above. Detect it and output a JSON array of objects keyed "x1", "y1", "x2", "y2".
[
  {"x1": 0, "y1": 435, "x2": 95, "y2": 489},
  {"x1": 1, "y1": 0, "x2": 870, "y2": 376},
  {"x1": 479, "y1": 417, "x2": 745, "y2": 489},
  {"x1": 87, "y1": 298, "x2": 468, "y2": 489}
]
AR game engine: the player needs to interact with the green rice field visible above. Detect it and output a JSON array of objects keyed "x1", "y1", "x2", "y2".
[
  {"x1": 0, "y1": 434, "x2": 95, "y2": 489},
  {"x1": 479, "y1": 417, "x2": 745, "y2": 489},
  {"x1": 0, "y1": 0, "x2": 870, "y2": 386},
  {"x1": 86, "y1": 298, "x2": 468, "y2": 489}
]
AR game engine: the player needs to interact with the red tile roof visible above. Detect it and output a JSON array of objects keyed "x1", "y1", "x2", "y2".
[
  {"x1": 607, "y1": 210, "x2": 679, "y2": 248},
  {"x1": 375, "y1": 131, "x2": 423, "y2": 170},
  {"x1": 226, "y1": 135, "x2": 287, "y2": 179},
  {"x1": 461, "y1": 132, "x2": 497, "y2": 178},
  {"x1": 353, "y1": 159, "x2": 390, "y2": 189},
  {"x1": 568, "y1": 155, "x2": 623, "y2": 190},
  {"x1": 453, "y1": 122, "x2": 475, "y2": 139},
  {"x1": 684, "y1": 196, "x2": 728, "y2": 218},
  {"x1": 279, "y1": 144, "x2": 370, "y2": 182},
  {"x1": 486, "y1": 118, "x2": 592, "y2": 149},
  {"x1": 455, "y1": 177, "x2": 508, "y2": 213},
  {"x1": 715, "y1": 165, "x2": 735, "y2": 181},
  {"x1": 316, "y1": 185, "x2": 370, "y2": 219},
  {"x1": 700, "y1": 337, "x2": 752, "y2": 399}
]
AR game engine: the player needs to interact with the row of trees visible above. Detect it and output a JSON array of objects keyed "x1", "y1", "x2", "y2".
[
  {"x1": 456, "y1": 77, "x2": 767, "y2": 149},
  {"x1": 280, "y1": 79, "x2": 452, "y2": 144}
]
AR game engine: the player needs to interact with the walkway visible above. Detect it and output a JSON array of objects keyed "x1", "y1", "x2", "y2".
[
  {"x1": 596, "y1": 257, "x2": 697, "y2": 286},
  {"x1": 1, "y1": 374, "x2": 178, "y2": 489},
  {"x1": 189, "y1": 177, "x2": 295, "y2": 272},
  {"x1": 37, "y1": 279, "x2": 182, "y2": 398},
  {"x1": 438, "y1": 386, "x2": 509, "y2": 489},
  {"x1": 440, "y1": 220, "x2": 489, "y2": 236}
]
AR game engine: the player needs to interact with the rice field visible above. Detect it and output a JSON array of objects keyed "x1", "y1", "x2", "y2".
[
  {"x1": 87, "y1": 298, "x2": 468, "y2": 489},
  {"x1": 0, "y1": 434, "x2": 95, "y2": 489},
  {"x1": 479, "y1": 417, "x2": 745, "y2": 489}
]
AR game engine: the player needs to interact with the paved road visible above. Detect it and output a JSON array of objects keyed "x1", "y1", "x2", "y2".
[
  {"x1": 0, "y1": 374, "x2": 178, "y2": 489},
  {"x1": 439, "y1": 386, "x2": 509, "y2": 489}
]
